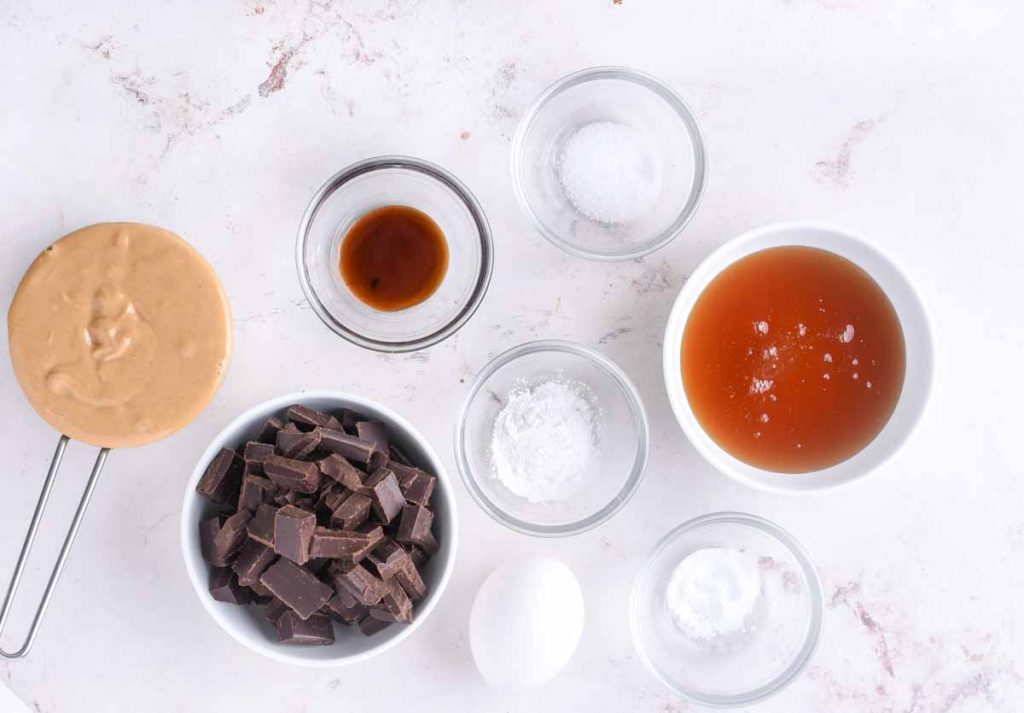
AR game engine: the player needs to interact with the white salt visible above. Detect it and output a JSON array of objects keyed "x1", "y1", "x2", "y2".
[
  {"x1": 557, "y1": 121, "x2": 659, "y2": 224},
  {"x1": 666, "y1": 548, "x2": 762, "y2": 642}
]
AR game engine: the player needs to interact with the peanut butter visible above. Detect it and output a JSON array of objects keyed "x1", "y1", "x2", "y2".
[{"x1": 7, "y1": 223, "x2": 232, "y2": 448}]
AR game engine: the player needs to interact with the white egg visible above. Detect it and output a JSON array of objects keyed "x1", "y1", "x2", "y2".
[{"x1": 469, "y1": 557, "x2": 584, "y2": 690}]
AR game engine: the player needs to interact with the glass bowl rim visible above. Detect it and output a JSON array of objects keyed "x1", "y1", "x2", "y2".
[
  {"x1": 454, "y1": 338, "x2": 650, "y2": 537},
  {"x1": 295, "y1": 154, "x2": 494, "y2": 353},
  {"x1": 629, "y1": 511, "x2": 824, "y2": 707},
  {"x1": 510, "y1": 65, "x2": 709, "y2": 262}
]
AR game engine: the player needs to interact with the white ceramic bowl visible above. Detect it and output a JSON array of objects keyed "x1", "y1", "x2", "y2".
[
  {"x1": 180, "y1": 391, "x2": 458, "y2": 667},
  {"x1": 663, "y1": 222, "x2": 933, "y2": 492}
]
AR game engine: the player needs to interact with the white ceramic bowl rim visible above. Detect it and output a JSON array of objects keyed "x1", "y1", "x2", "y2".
[
  {"x1": 180, "y1": 391, "x2": 458, "y2": 667},
  {"x1": 454, "y1": 339, "x2": 650, "y2": 537},
  {"x1": 630, "y1": 511, "x2": 824, "y2": 707},
  {"x1": 662, "y1": 221, "x2": 934, "y2": 493},
  {"x1": 510, "y1": 65, "x2": 709, "y2": 261}
]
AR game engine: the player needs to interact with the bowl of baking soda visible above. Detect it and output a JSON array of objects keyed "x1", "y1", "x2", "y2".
[
  {"x1": 512, "y1": 66, "x2": 707, "y2": 260},
  {"x1": 631, "y1": 512, "x2": 823, "y2": 707},
  {"x1": 455, "y1": 340, "x2": 649, "y2": 536}
]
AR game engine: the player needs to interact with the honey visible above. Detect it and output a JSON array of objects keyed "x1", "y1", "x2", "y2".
[
  {"x1": 340, "y1": 205, "x2": 448, "y2": 311},
  {"x1": 680, "y1": 246, "x2": 905, "y2": 473}
]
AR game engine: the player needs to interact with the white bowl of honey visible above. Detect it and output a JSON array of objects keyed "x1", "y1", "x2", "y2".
[{"x1": 663, "y1": 222, "x2": 933, "y2": 492}]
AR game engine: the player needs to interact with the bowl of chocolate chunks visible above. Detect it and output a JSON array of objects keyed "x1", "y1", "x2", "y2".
[{"x1": 181, "y1": 391, "x2": 457, "y2": 666}]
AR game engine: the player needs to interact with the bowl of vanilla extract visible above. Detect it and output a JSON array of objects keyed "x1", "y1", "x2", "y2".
[{"x1": 297, "y1": 156, "x2": 494, "y2": 352}]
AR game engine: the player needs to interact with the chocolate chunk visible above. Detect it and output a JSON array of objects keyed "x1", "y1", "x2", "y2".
[
  {"x1": 357, "y1": 615, "x2": 391, "y2": 636},
  {"x1": 251, "y1": 579, "x2": 274, "y2": 598},
  {"x1": 355, "y1": 421, "x2": 390, "y2": 453},
  {"x1": 366, "y1": 539, "x2": 407, "y2": 580},
  {"x1": 276, "y1": 423, "x2": 322, "y2": 459},
  {"x1": 391, "y1": 463, "x2": 437, "y2": 507},
  {"x1": 264, "y1": 597, "x2": 289, "y2": 623},
  {"x1": 369, "y1": 579, "x2": 413, "y2": 623},
  {"x1": 232, "y1": 540, "x2": 277, "y2": 586},
  {"x1": 310, "y1": 525, "x2": 383, "y2": 562},
  {"x1": 337, "y1": 409, "x2": 364, "y2": 433},
  {"x1": 287, "y1": 405, "x2": 344, "y2": 432},
  {"x1": 210, "y1": 510, "x2": 252, "y2": 566},
  {"x1": 246, "y1": 503, "x2": 278, "y2": 547},
  {"x1": 330, "y1": 561, "x2": 386, "y2": 606},
  {"x1": 209, "y1": 567, "x2": 251, "y2": 605},
  {"x1": 314, "y1": 484, "x2": 347, "y2": 522},
  {"x1": 199, "y1": 516, "x2": 223, "y2": 563},
  {"x1": 255, "y1": 416, "x2": 285, "y2": 444},
  {"x1": 276, "y1": 610, "x2": 335, "y2": 645},
  {"x1": 242, "y1": 441, "x2": 276, "y2": 476},
  {"x1": 364, "y1": 468, "x2": 405, "y2": 525},
  {"x1": 315, "y1": 427, "x2": 376, "y2": 464},
  {"x1": 306, "y1": 557, "x2": 331, "y2": 575},
  {"x1": 274, "y1": 505, "x2": 316, "y2": 564},
  {"x1": 388, "y1": 443, "x2": 413, "y2": 466},
  {"x1": 259, "y1": 559, "x2": 333, "y2": 620},
  {"x1": 330, "y1": 492, "x2": 371, "y2": 531},
  {"x1": 417, "y1": 531, "x2": 439, "y2": 556},
  {"x1": 238, "y1": 473, "x2": 276, "y2": 512},
  {"x1": 323, "y1": 591, "x2": 366, "y2": 624},
  {"x1": 317, "y1": 454, "x2": 365, "y2": 491},
  {"x1": 395, "y1": 560, "x2": 427, "y2": 601},
  {"x1": 396, "y1": 504, "x2": 434, "y2": 549},
  {"x1": 407, "y1": 547, "x2": 428, "y2": 568},
  {"x1": 196, "y1": 448, "x2": 245, "y2": 505},
  {"x1": 265, "y1": 454, "x2": 321, "y2": 494}
]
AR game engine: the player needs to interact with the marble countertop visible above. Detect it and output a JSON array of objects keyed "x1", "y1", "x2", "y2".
[{"x1": 2, "y1": 1, "x2": 1022, "y2": 711}]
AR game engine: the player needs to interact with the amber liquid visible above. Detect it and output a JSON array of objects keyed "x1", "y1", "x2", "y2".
[
  {"x1": 680, "y1": 246, "x2": 906, "y2": 473},
  {"x1": 340, "y1": 205, "x2": 449, "y2": 311}
]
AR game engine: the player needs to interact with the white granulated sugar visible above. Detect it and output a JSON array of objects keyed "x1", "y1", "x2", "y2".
[
  {"x1": 490, "y1": 377, "x2": 600, "y2": 503},
  {"x1": 666, "y1": 548, "x2": 763, "y2": 642},
  {"x1": 840, "y1": 324, "x2": 856, "y2": 343},
  {"x1": 557, "y1": 121, "x2": 660, "y2": 224}
]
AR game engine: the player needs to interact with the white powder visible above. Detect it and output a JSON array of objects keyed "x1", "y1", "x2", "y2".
[
  {"x1": 557, "y1": 121, "x2": 659, "y2": 224},
  {"x1": 666, "y1": 548, "x2": 763, "y2": 642},
  {"x1": 490, "y1": 377, "x2": 600, "y2": 503}
]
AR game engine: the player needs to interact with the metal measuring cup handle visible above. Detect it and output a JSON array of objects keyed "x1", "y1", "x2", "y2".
[{"x1": 0, "y1": 436, "x2": 108, "y2": 658}]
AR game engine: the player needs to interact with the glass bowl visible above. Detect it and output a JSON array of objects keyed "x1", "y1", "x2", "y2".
[
  {"x1": 296, "y1": 156, "x2": 493, "y2": 352},
  {"x1": 631, "y1": 512, "x2": 823, "y2": 707},
  {"x1": 455, "y1": 340, "x2": 649, "y2": 536},
  {"x1": 511, "y1": 66, "x2": 707, "y2": 261}
]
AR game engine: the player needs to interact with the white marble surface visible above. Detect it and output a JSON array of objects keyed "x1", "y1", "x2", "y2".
[{"x1": 1, "y1": 1, "x2": 1023, "y2": 711}]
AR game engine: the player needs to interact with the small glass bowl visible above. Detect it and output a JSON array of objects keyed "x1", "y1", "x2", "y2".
[
  {"x1": 455, "y1": 340, "x2": 649, "y2": 536},
  {"x1": 511, "y1": 66, "x2": 707, "y2": 261},
  {"x1": 631, "y1": 512, "x2": 823, "y2": 708},
  {"x1": 296, "y1": 156, "x2": 493, "y2": 352}
]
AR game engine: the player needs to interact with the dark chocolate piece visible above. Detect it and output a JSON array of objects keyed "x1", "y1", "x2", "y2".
[
  {"x1": 209, "y1": 567, "x2": 251, "y2": 605},
  {"x1": 238, "y1": 473, "x2": 276, "y2": 512},
  {"x1": 407, "y1": 547, "x2": 428, "y2": 568},
  {"x1": 274, "y1": 505, "x2": 316, "y2": 564},
  {"x1": 210, "y1": 510, "x2": 252, "y2": 566},
  {"x1": 251, "y1": 579, "x2": 274, "y2": 598},
  {"x1": 287, "y1": 404, "x2": 343, "y2": 432},
  {"x1": 255, "y1": 416, "x2": 285, "y2": 444},
  {"x1": 310, "y1": 525, "x2": 383, "y2": 562},
  {"x1": 388, "y1": 443, "x2": 413, "y2": 466},
  {"x1": 315, "y1": 427, "x2": 376, "y2": 464},
  {"x1": 276, "y1": 423, "x2": 322, "y2": 459},
  {"x1": 246, "y1": 503, "x2": 278, "y2": 547},
  {"x1": 265, "y1": 454, "x2": 321, "y2": 494},
  {"x1": 242, "y1": 441, "x2": 275, "y2": 475},
  {"x1": 306, "y1": 557, "x2": 331, "y2": 575},
  {"x1": 330, "y1": 492, "x2": 371, "y2": 531},
  {"x1": 355, "y1": 421, "x2": 390, "y2": 453},
  {"x1": 199, "y1": 516, "x2": 223, "y2": 563},
  {"x1": 366, "y1": 539, "x2": 407, "y2": 580},
  {"x1": 369, "y1": 579, "x2": 413, "y2": 623},
  {"x1": 330, "y1": 561, "x2": 386, "y2": 606},
  {"x1": 364, "y1": 468, "x2": 405, "y2": 525},
  {"x1": 259, "y1": 559, "x2": 333, "y2": 620},
  {"x1": 264, "y1": 597, "x2": 288, "y2": 623},
  {"x1": 196, "y1": 448, "x2": 245, "y2": 505},
  {"x1": 317, "y1": 454, "x2": 365, "y2": 491},
  {"x1": 391, "y1": 463, "x2": 437, "y2": 507},
  {"x1": 232, "y1": 540, "x2": 277, "y2": 586},
  {"x1": 357, "y1": 615, "x2": 391, "y2": 636},
  {"x1": 276, "y1": 610, "x2": 335, "y2": 645},
  {"x1": 395, "y1": 560, "x2": 427, "y2": 601},
  {"x1": 323, "y1": 590, "x2": 366, "y2": 624},
  {"x1": 417, "y1": 531, "x2": 439, "y2": 556},
  {"x1": 337, "y1": 409, "x2": 363, "y2": 433},
  {"x1": 395, "y1": 504, "x2": 434, "y2": 549}
]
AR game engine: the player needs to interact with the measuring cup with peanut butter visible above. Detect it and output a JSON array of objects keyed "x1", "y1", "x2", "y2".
[{"x1": 2, "y1": 222, "x2": 232, "y2": 658}]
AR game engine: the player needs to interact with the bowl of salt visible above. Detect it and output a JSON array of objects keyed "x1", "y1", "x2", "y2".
[{"x1": 511, "y1": 66, "x2": 707, "y2": 261}]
